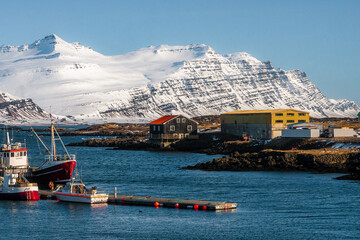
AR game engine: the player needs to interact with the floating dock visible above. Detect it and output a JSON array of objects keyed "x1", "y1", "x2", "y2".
[
  {"x1": 38, "y1": 190, "x2": 237, "y2": 211},
  {"x1": 108, "y1": 194, "x2": 237, "y2": 211}
]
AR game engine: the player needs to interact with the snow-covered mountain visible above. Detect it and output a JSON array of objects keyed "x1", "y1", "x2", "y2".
[
  {"x1": 0, "y1": 92, "x2": 49, "y2": 124},
  {"x1": 0, "y1": 34, "x2": 358, "y2": 123}
]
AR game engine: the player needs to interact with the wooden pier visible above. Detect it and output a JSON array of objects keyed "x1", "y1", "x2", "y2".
[
  {"x1": 108, "y1": 195, "x2": 237, "y2": 211},
  {"x1": 38, "y1": 190, "x2": 237, "y2": 211}
]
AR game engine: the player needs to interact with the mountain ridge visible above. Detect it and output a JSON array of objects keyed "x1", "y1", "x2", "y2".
[{"x1": 0, "y1": 34, "x2": 358, "y2": 123}]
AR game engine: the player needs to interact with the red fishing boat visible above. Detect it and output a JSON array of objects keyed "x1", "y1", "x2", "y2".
[
  {"x1": 0, "y1": 119, "x2": 76, "y2": 190},
  {"x1": 28, "y1": 119, "x2": 77, "y2": 189}
]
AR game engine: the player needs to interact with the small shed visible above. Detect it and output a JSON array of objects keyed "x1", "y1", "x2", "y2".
[
  {"x1": 281, "y1": 129, "x2": 320, "y2": 138},
  {"x1": 281, "y1": 122, "x2": 323, "y2": 138},
  {"x1": 329, "y1": 127, "x2": 356, "y2": 138}
]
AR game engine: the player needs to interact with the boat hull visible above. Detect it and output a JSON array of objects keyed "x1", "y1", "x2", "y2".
[
  {"x1": 0, "y1": 187, "x2": 40, "y2": 201},
  {"x1": 29, "y1": 160, "x2": 76, "y2": 189},
  {"x1": 56, "y1": 192, "x2": 108, "y2": 204}
]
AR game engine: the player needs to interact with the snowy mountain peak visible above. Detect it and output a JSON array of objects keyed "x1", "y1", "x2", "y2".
[
  {"x1": 28, "y1": 34, "x2": 67, "y2": 54},
  {"x1": 0, "y1": 35, "x2": 359, "y2": 122},
  {"x1": 0, "y1": 34, "x2": 96, "y2": 56}
]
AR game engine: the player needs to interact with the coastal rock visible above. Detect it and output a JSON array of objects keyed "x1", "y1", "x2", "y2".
[{"x1": 183, "y1": 149, "x2": 360, "y2": 174}]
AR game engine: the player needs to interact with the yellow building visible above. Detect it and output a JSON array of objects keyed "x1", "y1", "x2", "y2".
[{"x1": 221, "y1": 109, "x2": 310, "y2": 139}]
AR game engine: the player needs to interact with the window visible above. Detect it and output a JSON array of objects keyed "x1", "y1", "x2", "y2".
[
  {"x1": 275, "y1": 113, "x2": 283, "y2": 116},
  {"x1": 182, "y1": 118, "x2": 186, "y2": 123},
  {"x1": 275, "y1": 120, "x2": 283, "y2": 123},
  {"x1": 20, "y1": 152, "x2": 23, "y2": 156},
  {"x1": 170, "y1": 125, "x2": 175, "y2": 131},
  {"x1": 287, "y1": 113, "x2": 295, "y2": 116},
  {"x1": 177, "y1": 118, "x2": 181, "y2": 123},
  {"x1": 287, "y1": 120, "x2": 295, "y2": 123},
  {"x1": 157, "y1": 126, "x2": 160, "y2": 131},
  {"x1": 187, "y1": 125, "x2": 192, "y2": 131},
  {"x1": 153, "y1": 125, "x2": 156, "y2": 131},
  {"x1": 24, "y1": 152, "x2": 27, "y2": 156},
  {"x1": 298, "y1": 113, "x2": 306, "y2": 116},
  {"x1": 11, "y1": 153, "x2": 14, "y2": 157},
  {"x1": 298, "y1": 120, "x2": 306, "y2": 123}
]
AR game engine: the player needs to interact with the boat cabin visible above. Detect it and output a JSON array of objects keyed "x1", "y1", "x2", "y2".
[
  {"x1": 61, "y1": 179, "x2": 97, "y2": 195},
  {"x1": 0, "y1": 142, "x2": 28, "y2": 169}
]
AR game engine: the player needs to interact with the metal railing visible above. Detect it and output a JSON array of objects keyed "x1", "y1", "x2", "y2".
[
  {"x1": 44, "y1": 154, "x2": 76, "y2": 161},
  {"x1": 1, "y1": 143, "x2": 27, "y2": 151}
]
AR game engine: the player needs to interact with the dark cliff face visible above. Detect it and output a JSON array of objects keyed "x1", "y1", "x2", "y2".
[
  {"x1": 0, "y1": 93, "x2": 48, "y2": 122},
  {"x1": 98, "y1": 59, "x2": 360, "y2": 120}
]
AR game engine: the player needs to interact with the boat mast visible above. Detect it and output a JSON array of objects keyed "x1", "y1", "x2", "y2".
[
  {"x1": 50, "y1": 109, "x2": 57, "y2": 160},
  {"x1": 6, "y1": 131, "x2": 10, "y2": 145}
]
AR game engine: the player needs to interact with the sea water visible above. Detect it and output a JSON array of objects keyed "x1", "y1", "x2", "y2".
[{"x1": 0, "y1": 130, "x2": 359, "y2": 239}]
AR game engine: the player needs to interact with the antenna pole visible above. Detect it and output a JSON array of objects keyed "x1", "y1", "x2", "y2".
[
  {"x1": 50, "y1": 107, "x2": 57, "y2": 160},
  {"x1": 6, "y1": 131, "x2": 10, "y2": 145}
]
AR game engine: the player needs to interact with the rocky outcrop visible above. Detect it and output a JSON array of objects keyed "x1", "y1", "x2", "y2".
[
  {"x1": 67, "y1": 138, "x2": 154, "y2": 151},
  {"x1": 183, "y1": 149, "x2": 360, "y2": 174}
]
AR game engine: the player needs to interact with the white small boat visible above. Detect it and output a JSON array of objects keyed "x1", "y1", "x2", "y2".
[{"x1": 55, "y1": 178, "x2": 108, "y2": 204}]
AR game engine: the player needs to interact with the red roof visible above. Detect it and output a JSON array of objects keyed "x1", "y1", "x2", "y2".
[{"x1": 150, "y1": 115, "x2": 178, "y2": 125}]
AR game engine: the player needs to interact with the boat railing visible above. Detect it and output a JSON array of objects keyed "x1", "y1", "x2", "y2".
[
  {"x1": 1, "y1": 143, "x2": 26, "y2": 151},
  {"x1": 85, "y1": 189, "x2": 107, "y2": 195},
  {"x1": 44, "y1": 154, "x2": 76, "y2": 162}
]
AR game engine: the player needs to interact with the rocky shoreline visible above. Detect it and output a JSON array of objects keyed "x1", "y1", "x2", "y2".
[
  {"x1": 182, "y1": 149, "x2": 360, "y2": 173},
  {"x1": 62, "y1": 121, "x2": 360, "y2": 181},
  {"x1": 68, "y1": 135, "x2": 360, "y2": 180}
]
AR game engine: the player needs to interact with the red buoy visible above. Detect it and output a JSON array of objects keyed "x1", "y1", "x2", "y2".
[
  {"x1": 203, "y1": 205, "x2": 207, "y2": 210},
  {"x1": 175, "y1": 203, "x2": 180, "y2": 208},
  {"x1": 194, "y1": 204, "x2": 199, "y2": 210},
  {"x1": 154, "y1": 202, "x2": 160, "y2": 208}
]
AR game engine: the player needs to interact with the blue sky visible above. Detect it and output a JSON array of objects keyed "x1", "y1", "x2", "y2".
[{"x1": 1, "y1": 0, "x2": 359, "y2": 106}]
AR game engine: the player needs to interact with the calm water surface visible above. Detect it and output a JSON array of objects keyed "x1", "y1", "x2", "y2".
[{"x1": 1, "y1": 130, "x2": 359, "y2": 239}]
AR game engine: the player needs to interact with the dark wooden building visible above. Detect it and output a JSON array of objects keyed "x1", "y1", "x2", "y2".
[{"x1": 149, "y1": 115, "x2": 198, "y2": 147}]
